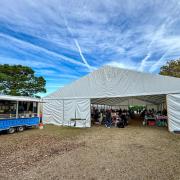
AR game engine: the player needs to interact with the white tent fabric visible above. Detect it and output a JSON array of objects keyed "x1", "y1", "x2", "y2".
[
  {"x1": 46, "y1": 66, "x2": 180, "y2": 99},
  {"x1": 43, "y1": 98, "x2": 90, "y2": 127},
  {"x1": 167, "y1": 94, "x2": 180, "y2": 132},
  {"x1": 43, "y1": 99, "x2": 63, "y2": 125},
  {"x1": 43, "y1": 66, "x2": 180, "y2": 129}
]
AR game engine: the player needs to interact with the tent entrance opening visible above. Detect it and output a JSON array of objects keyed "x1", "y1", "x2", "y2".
[{"x1": 91, "y1": 95, "x2": 168, "y2": 128}]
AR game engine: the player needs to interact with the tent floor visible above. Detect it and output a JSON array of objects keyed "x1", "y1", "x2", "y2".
[{"x1": 92, "y1": 115, "x2": 168, "y2": 130}]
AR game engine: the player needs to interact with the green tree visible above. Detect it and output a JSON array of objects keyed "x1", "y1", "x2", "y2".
[
  {"x1": 159, "y1": 59, "x2": 180, "y2": 78},
  {"x1": 0, "y1": 64, "x2": 46, "y2": 97}
]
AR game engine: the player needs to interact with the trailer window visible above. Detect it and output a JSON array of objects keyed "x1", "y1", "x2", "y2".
[{"x1": 0, "y1": 100, "x2": 16, "y2": 119}]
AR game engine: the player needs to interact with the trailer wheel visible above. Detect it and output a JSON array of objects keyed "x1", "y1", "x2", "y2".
[
  {"x1": 8, "y1": 127, "x2": 15, "y2": 134},
  {"x1": 17, "y1": 126, "x2": 24, "y2": 132}
]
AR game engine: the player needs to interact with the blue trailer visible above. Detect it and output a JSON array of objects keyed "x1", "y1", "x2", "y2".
[
  {"x1": 0, "y1": 117, "x2": 40, "y2": 133},
  {"x1": 0, "y1": 95, "x2": 41, "y2": 134}
]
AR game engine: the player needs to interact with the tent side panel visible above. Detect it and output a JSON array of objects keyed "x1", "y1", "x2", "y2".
[
  {"x1": 64, "y1": 98, "x2": 91, "y2": 127},
  {"x1": 76, "y1": 99, "x2": 91, "y2": 127},
  {"x1": 43, "y1": 99, "x2": 63, "y2": 125},
  {"x1": 167, "y1": 94, "x2": 180, "y2": 132},
  {"x1": 63, "y1": 99, "x2": 75, "y2": 126}
]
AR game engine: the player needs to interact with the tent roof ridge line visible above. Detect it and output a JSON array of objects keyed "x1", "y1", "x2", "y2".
[{"x1": 94, "y1": 64, "x2": 176, "y2": 80}]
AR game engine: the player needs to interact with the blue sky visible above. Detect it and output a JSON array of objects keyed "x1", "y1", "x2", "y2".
[{"x1": 1, "y1": 0, "x2": 180, "y2": 96}]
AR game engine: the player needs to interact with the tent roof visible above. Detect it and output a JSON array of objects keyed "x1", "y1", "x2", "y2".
[
  {"x1": 0, "y1": 95, "x2": 41, "y2": 102},
  {"x1": 91, "y1": 94, "x2": 166, "y2": 106},
  {"x1": 45, "y1": 66, "x2": 180, "y2": 100}
]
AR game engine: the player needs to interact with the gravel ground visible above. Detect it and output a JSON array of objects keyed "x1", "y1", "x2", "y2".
[{"x1": 0, "y1": 119, "x2": 180, "y2": 180}]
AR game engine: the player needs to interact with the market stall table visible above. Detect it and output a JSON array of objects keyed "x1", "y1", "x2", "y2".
[
  {"x1": 144, "y1": 116, "x2": 156, "y2": 126},
  {"x1": 69, "y1": 118, "x2": 87, "y2": 127},
  {"x1": 156, "y1": 115, "x2": 168, "y2": 127}
]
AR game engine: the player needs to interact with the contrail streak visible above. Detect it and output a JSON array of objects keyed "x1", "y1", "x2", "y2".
[
  {"x1": 61, "y1": 15, "x2": 93, "y2": 71},
  {"x1": 139, "y1": 1, "x2": 180, "y2": 72},
  {"x1": 74, "y1": 39, "x2": 91, "y2": 70},
  {"x1": 149, "y1": 49, "x2": 171, "y2": 72}
]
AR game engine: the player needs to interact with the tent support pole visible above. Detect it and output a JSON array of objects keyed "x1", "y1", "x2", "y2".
[
  {"x1": 16, "y1": 101, "x2": 19, "y2": 119},
  {"x1": 37, "y1": 102, "x2": 40, "y2": 120}
]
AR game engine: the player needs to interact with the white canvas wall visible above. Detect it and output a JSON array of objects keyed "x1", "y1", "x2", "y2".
[
  {"x1": 43, "y1": 98, "x2": 91, "y2": 127},
  {"x1": 63, "y1": 99, "x2": 91, "y2": 127},
  {"x1": 76, "y1": 99, "x2": 91, "y2": 127},
  {"x1": 167, "y1": 94, "x2": 180, "y2": 132},
  {"x1": 43, "y1": 99, "x2": 63, "y2": 125}
]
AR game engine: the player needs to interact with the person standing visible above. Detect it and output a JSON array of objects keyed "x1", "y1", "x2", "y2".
[
  {"x1": 105, "y1": 109, "x2": 112, "y2": 128},
  {"x1": 99, "y1": 110, "x2": 103, "y2": 124}
]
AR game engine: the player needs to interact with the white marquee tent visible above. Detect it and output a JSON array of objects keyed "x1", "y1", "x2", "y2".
[{"x1": 43, "y1": 66, "x2": 180, "y2": 132}]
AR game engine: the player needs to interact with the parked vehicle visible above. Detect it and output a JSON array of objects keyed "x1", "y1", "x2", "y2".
[
  {"x1": 0, "y1": 117, "x2": 39, "y2": 134},
  {"x1": 0, "y1": 95, "x2": 41, "y2": 134}
]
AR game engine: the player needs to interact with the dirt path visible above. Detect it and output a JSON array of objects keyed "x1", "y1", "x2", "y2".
[{"x1": 0, "y1": 120, "x2": 180, "y2": 180}]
